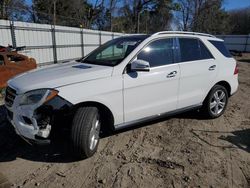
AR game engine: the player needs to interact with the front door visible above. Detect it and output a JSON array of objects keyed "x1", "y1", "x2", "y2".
[{"x1": 123, "y1": 38, "x2": 180, "y2": 122}]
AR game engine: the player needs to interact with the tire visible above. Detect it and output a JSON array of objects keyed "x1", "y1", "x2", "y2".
[
  {"x1": 71, "y1": 106, "x2": 101, "y2": 159},
  {"x1": 202, "y1": 85, "x2": 228, "y2": 119}
]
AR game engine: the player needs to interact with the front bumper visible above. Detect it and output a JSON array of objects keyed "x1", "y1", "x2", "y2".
[
  {"x1": 6, "y1": 103, "x2": 51, "y2": 144},
  {"x1": 5, "y1": 90, "x2": 73, "y2": 144}
]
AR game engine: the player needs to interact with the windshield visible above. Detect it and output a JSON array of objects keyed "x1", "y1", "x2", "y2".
[{"x1": 81, "y1": 36, "x2": 148, "y2": 66}]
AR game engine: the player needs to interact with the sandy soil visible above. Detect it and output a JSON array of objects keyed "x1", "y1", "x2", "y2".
[{"x1": 0, "y1": 56, "x2": 249, "y2": 188}]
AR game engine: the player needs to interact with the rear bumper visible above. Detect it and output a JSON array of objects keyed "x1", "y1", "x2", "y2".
[{"x1": 230, "y1": 74, "x2": 239, "y2": 96}]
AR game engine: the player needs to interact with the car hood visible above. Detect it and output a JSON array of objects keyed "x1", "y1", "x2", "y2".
[{"x1": 8, "y1": 61, "x2": 113, "y2": 94}]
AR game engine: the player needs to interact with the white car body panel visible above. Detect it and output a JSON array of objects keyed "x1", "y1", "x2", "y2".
[
  {"x1": 123, "y1": 64, "x2": 180, "y2": 122},
  {"x1": 177, "y1": 58, "x2": 218, "y2": 109},
  {"x1": 57, "y1": 75, "x2": 124, "y2": 125}
]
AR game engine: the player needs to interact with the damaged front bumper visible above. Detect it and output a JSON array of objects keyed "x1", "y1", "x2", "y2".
[
  {"x1": 6, "y1": 96, "x2": 52, "y2": 144},
  {"x1": 5, "y1": 89, "x2": 73, "y2": 145}
]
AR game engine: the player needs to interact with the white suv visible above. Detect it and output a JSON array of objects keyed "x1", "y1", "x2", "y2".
[{"x1": 5, "y1": 31, "x2": 238, "y2": 158}]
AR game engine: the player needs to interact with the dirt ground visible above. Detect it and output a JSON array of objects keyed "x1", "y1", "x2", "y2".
[{"x1": 0, "y1": 54, "x2": 249, "y2": 188}]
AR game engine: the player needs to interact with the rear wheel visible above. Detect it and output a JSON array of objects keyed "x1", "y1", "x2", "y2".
[
  {"x1": 202, "y1": 85, "x2": 228, "y2": 119},
  {"x1": 71, "y1": 107, "x2": 101, "y2": 159}
]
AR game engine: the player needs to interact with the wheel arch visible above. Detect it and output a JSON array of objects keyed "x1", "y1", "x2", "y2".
[
  {"x1": 214, "y1": 81, "x2": 231, "y2": 96},
  {"x1": 203, "y1": 80, "x2": 231, "y2": 104},
  {"x1": 74, "y1": 101, "x2": 115, "y2": 132}
]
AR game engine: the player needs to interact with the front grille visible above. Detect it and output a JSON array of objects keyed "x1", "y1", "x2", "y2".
[{"x1": 5, "y1": 86, "x2": 17, "y2": 107}]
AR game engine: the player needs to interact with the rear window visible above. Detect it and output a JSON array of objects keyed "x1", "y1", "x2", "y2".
[{"x1": 208, "y1": 40, "x2": 232, "y2": 58}]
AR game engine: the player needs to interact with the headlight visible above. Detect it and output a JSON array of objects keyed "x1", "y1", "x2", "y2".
[{"x1": 20, "y1": 89, "x2": 58, "y2": 106}]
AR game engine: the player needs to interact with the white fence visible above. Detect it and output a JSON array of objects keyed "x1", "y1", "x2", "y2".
[
  {"x1": 1, "y1": 19, "x2": 249, "y2": 65},
  {"x1": 217, "y1": 35, "x2": 250, "y2": 52},
  {"x1": 0, "y1": 20, "x2": 124, "y2": 65}
]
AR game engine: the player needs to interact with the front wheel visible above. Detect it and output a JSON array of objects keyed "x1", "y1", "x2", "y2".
[
  {"x1": 71, "y1": 107, "x2": 101, "y2": 159},
  {"x1": 202, "y1": 85, "x2": 228, "y2": 119}
]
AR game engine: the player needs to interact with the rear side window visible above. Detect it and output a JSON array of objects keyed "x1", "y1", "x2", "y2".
[
  {"x1": 208, "y1": 40, "x2": 232, "y2": 58},
  {"x1": 178, "y1": 38, "x2": 213, "y2": 62},
  {"x1": 137, "y1": 38, "x2": 174, "y2": 67}
]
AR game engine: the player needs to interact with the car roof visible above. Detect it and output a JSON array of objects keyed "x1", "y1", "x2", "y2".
[
  {"x1": 117, "y1": 32, "x2": 223, "y2": 42},
  {"x1": 151, "y1": 31, "x2": 216, "y2": 38}
]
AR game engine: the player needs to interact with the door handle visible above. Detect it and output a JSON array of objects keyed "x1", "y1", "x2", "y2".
[
  {"x1": 209, "y1": 65, "x2": 216, "y2": 71},
  {"x1": 167, "y1": 71, "x2": 177, "y2": 78}
]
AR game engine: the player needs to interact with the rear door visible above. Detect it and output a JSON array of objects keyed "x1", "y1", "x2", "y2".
[
  {"x1": 177, "y1": 37, "x2": 217, "y2": 109},
  {"x1": 123, "y1": 38, "x2": 180, "y2": 122}
]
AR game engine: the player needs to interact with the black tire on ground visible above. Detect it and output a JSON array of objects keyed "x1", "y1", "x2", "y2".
[
  {"x1": 71, "y1": 106, "x2": 101, "y2": 159},
  {"x1": 202, "y1": 85, "x2": 229, "y2": 119}
]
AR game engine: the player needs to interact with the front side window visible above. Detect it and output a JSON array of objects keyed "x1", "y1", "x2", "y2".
[
  {"x1": 82, "y1": 36, "x2": 147, "y2": 66},
  {"x1": 178, "y1": 38, "x2": 213, "y2": 62},
  {"x1": 137, "y1": 38, "x2": 174, "y2": 67}
]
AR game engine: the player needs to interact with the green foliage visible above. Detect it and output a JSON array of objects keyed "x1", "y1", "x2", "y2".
[
  {"x1": 32, "y1": 0, "x2": 105, "y2": 28},
  {"x1": 191, "y1": 0, "x2": 231, "y2": 34},
  {"x1": 111, "y1": 0, "x2": 173, "y2": 33},
  {"x1": 176, "y1": 0, "x2": 232, "y2": 34},
  {"x1": 229, "y1": 7, "x2": 250, "y2": 34}
]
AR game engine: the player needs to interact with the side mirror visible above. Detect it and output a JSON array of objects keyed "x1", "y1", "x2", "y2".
[{"x1": 131, "y1": 59, "x2": 150, "y2": 72}]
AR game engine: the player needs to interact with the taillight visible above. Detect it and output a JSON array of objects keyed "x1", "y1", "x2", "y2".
[{"x1": 234, "y1": 64, "x2": 239, "y2": 75}]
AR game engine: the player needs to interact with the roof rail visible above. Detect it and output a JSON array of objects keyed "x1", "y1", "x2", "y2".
[{"x1": 151, "y1": 31, "x2": 216, "y2": 38}]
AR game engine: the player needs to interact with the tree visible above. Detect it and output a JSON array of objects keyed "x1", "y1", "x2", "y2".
[
  {"x1": 192, "y1": 0, "x2": 231, "y2": 34},
  {"x1": 175, "y1": 0, "x2": 193, "y2": 31},
  {"x1": 32, "y1": 0, "x2": 104, "y2": 28},
  {"x1": 0, "y1": 0, "x2": 29, "y2": 21},
  {"x1": 111, "y1": 0, "x2": 173, "y2": 33},
  {"x1": 229, "y1": 7, "x2": 250, "y2": 34},
  {"x1": 143, "y1": 0, "x2": 173, "y2": 33},
  {"x1": 175, "y1": 0, "x2": 231, "y2": 34}
]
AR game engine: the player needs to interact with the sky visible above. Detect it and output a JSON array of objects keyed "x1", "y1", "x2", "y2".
[{"x1": 223, "y1": 0, "x2": 250, "y2": 10}]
